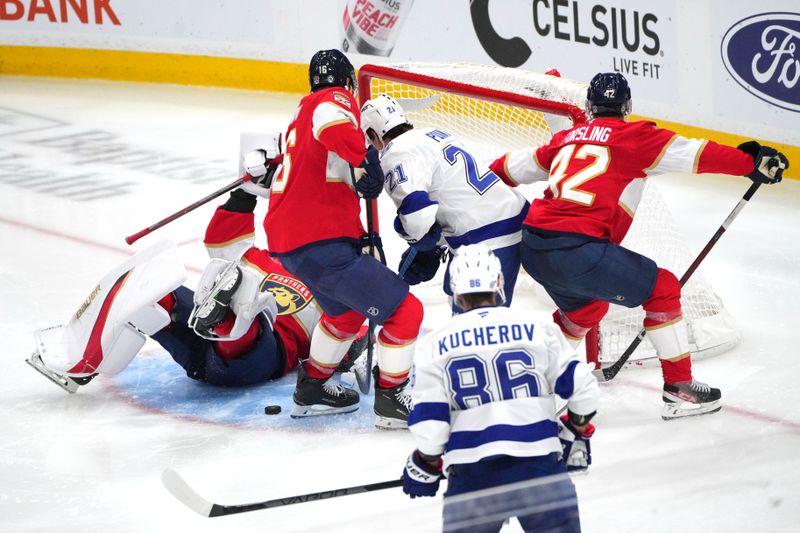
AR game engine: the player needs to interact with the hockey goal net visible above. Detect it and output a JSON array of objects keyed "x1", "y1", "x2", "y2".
[{"x1": 357, "y1": 63, "x2": 739, "y2": 368}]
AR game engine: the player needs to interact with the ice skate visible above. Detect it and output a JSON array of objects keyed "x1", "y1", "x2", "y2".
[
  {"x1": 662, "y1": 379, "x2": 721, "y2": 420},
  {"x1": 291, "y1": 365, "x2": 360, "y2": 418},
  {"x1": 373, "y1": 367, "x2": 412, "y2": 430},
  {"x1": 26, "y1": 351, "x2": 96, "y2": 394},
  {"x1": 191, "y1": 264, "x2": 242, "y2": 336}
]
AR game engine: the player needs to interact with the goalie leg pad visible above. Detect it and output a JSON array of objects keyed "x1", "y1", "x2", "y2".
[{"x1": 33, "y1": 239, "x2": 186, "y2": 381}]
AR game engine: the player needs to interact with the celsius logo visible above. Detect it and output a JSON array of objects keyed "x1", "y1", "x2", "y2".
[
  {"x1": 470, "y1": 0, "x2": 661, "y2": 68},
  {"x1": 721, "y1": 12, "x2": 800, "y2": 112}
]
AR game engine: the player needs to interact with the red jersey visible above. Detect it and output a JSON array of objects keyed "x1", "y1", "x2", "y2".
[
  {"x1": 204, "y1": 206, "x2": 321, "y2": 374},
  {"x1": 490, "y1": 117, "x2": 754, "y2": 244},
  {"x1": 264, "y1": 87, "x2": 368, "y2": 254}
]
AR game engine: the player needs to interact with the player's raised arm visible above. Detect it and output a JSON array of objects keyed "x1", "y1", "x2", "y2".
[
  {"x1": 489, "y1": 144, "x2": 552, "y2": 187},
  {"x1": 638, "y1": 125, "x2": 789, "y2": 183}
]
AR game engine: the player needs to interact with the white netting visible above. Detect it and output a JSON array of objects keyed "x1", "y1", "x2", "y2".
[{"x1": 361, "y1": 63, "x2": 739, "y2": 366}]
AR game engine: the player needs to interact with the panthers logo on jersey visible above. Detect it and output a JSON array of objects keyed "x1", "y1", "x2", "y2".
[{"x1": 260, "y1": 273, "x2": 313, "y2": 316}]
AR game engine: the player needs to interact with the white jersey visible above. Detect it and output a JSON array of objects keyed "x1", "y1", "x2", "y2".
[
  {"x1": 409, "y1": 306, "x2": 598, "y2": 471},
  {"x1": 380, "y1": 127, "x2": 528, "y2": 251}
]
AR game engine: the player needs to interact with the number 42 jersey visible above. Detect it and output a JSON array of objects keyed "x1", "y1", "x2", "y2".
[
  {"x1": 409, "y1": 306, "x2": 598, "y2": 471},
  {"x1": 490, "y1": 117, "x2": 754, "y2": 244}
]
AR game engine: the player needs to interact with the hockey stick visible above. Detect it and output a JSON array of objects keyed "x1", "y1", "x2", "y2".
[
  {"x1": 599, "y1": 181, "x2": 762, "y2": 382},
  {"x1": 125, "y1": 176, "x2": 248, "y2": 245},
  {"x1": 162, "y1": 468, "x2": 402, "y2": 518},
  {"x1": 361, "y1": 196, "x2": 386, "y2": 393},
  {"x1": 398, "y1": 247, "x2": 418, "y2": 277}
]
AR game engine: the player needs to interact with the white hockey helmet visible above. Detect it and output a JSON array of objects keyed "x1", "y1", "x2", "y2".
[
  {"x1": 360, "y1": 94, "x2": 408, "y2": 139},
  {"x1": 449, "y1": 244, "x2": 506, "y2": 305}
]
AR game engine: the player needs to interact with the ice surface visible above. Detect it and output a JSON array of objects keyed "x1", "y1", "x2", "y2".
[{"x1": 1, "y1": 76, "x2": 799, "y2": 533}]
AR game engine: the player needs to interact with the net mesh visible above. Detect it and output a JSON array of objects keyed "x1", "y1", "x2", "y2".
[{"x1": 360, "y1": 63, "x2": 739, "y2": 365}]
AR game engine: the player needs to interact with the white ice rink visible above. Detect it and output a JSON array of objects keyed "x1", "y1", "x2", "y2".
[{"x1": 1, "y1": 76, "x2": 799, "y2": 533}]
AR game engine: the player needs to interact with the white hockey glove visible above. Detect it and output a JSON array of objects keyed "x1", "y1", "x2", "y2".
[
  {"x1": 558, "y1": 413, "x2": 596, "y2": 473},
  {"x1": 190, "y1": 259, "x2": 278, "y2": 341}
]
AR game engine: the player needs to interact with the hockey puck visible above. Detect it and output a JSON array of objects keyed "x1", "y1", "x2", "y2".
[{"x1": 264, "y1": 405, "x2": 282, "y2": 415}]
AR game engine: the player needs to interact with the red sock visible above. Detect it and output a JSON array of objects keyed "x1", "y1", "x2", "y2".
[
  {"x1": 378, "y1": 369, "x2": 409, "y2": 389},
  {"x1": 305, "y1": 359, "x2": 337, "y2": 379},
  {"x1": 661, "y1": 355, "x2": 692, "y2": 384}
]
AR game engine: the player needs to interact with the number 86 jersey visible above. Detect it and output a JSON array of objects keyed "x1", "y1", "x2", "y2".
[
  {"x1": 490, "y1": 117, "x2": 754, "y2": 244},
  {"x1": 409, "y1": 306, "x2": 598, "y2": 471}
]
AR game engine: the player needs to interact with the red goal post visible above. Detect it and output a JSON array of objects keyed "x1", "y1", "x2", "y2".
[{"x1": 356, "y1": 62, "x2": 740, "y2": 369}]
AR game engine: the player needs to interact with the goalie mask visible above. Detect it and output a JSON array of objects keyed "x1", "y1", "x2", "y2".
[
  {"x1": 449, "y1": 244, "x2": 506, "y2": 305},
  {"x1": 586, "y1": 72, "x2": 632, "y2": 119},
  {"x1": 360, "y1": 94, "x2": 409, "y2": 140}
]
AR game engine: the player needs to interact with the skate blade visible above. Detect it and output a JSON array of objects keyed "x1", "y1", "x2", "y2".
[
  {"x1": 25, "y1": 356, "x2": 79, "y2": 394},
  {"x1": 374, "y1": 415, "x2": 408, "y2": 430},
  {"x1": 289, "y1": 403, "x2": 359, "y2": 418},
  {"x1": 661, "y1": 400, "x2": 722, "y2": 421}
]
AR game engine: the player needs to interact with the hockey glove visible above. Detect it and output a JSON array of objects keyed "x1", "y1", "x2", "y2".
[
  {"x1": 402, "y1": 451, "x2": 443, "y2": 498},
  {"x1": 558, "y1": 413, "x2": 596, "y2": 472},
  {"x1": 355, "y1": 146, "x2": 385, "y2": 199},
  {"x1": 409, "y1": 223, "x2": 443, "y2": 252},
  {"x1": 738, "y1": 141, "x2": 789, "y2": 184},
  {"x1": 399, "y1": 246, "x2": 446, "y2": 285},
  {"x1": 242, "y1": 151, "x2": 284, "y2": 198}
]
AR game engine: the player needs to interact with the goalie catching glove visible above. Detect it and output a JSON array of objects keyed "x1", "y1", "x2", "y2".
[
  {"x1": 737, "y1": 141, "x2": 789, "y2": 184},
  {"x1": 402, "y1": 450, "x2": 443, "y2": 498},
  {"x1": 189, "y1": 259, "x2": 278, "y2": 341},
  {"x1": 558, "y1": 412, "x2": 596, "y2": 472}
]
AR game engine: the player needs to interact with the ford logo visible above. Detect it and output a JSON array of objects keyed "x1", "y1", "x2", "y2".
[{"x1": 721, "y1": 12, "x2": 800, "y2": 112}]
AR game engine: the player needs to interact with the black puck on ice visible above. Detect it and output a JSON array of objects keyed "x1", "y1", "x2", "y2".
[{"x1": 264, "y1": 405, "x2": 282, "y2": 415}]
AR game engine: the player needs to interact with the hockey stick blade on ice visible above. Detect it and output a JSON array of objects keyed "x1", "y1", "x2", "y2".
[
  {"x1": 599, "y1": 182, "x2": 761, "y2": 382},
  {"x1": 125, "y1": 176, "x2": 248, "y2": 245},
  {"x1": 162, "y1": 468, "x2": 402, "y2": 518}
]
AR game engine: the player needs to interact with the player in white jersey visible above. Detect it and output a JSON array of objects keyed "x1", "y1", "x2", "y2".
[
  {"x1": 401, "y1": 244, "x2": 599, "y2": 533},
  {"x1": 360, "y1": 95, "x2": 529, "y2": 312}
]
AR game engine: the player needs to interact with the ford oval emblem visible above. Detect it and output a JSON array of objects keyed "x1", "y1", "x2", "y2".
[{"x1": 721, "y1": 12, "x2": 800, "y2": 112}]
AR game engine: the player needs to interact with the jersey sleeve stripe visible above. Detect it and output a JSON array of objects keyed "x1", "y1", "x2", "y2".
[
  {"x1": 643, "y1": 133, "x2": 678, "y2": 174},
  {"x1": 409, "y1": 401, "x2": 451, "y2": 425},
  {"x1": 445, "y1": 201, "x2": 529, "y2": 248},
  {"x1": 446, "y1": 419, "x2": 558, "y2": 452},
  {"x1": 554, "y1": 360, "x2": 579, "y2": 398},
  {"x1": 398, "y1": 190, "x2": 438, "y2": 215},
  {"x1": 692, "y1": 140, "x2": 709, "y2": 173}
]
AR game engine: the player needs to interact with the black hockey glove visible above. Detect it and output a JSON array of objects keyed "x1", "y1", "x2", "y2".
[
  {"x1": 409, "y1": 223, "x2": 442, "y2": 252},
  {"x1": 738, "y1": 141, "x2": 789, "y2": 184},
  {"x1": 355, "y1": 146, "x2": 385, "y2": 199},
  {"x1": 399, "y1": 246, "x2": 446, "y2": 285}
]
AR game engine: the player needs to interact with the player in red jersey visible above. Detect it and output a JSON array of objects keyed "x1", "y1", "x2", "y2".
[
  {"x1": 27, "y1": 187, "x2": 368, "y2": 392},
  {"x1": 490, "y1": 72, "x2": 788, "y2": 420},
  {"x1": 258, "y1": 50, "x2": 423, "y2": 428}
]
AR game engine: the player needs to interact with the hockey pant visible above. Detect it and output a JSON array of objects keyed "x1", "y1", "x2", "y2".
[{"x1": 152, "y1": 286, "x2": 286, "y2": 387}]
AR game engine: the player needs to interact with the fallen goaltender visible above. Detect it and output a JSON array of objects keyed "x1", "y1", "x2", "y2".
[{"x1": 26, "y1": 238, "x2": 370, "y2": 398}]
